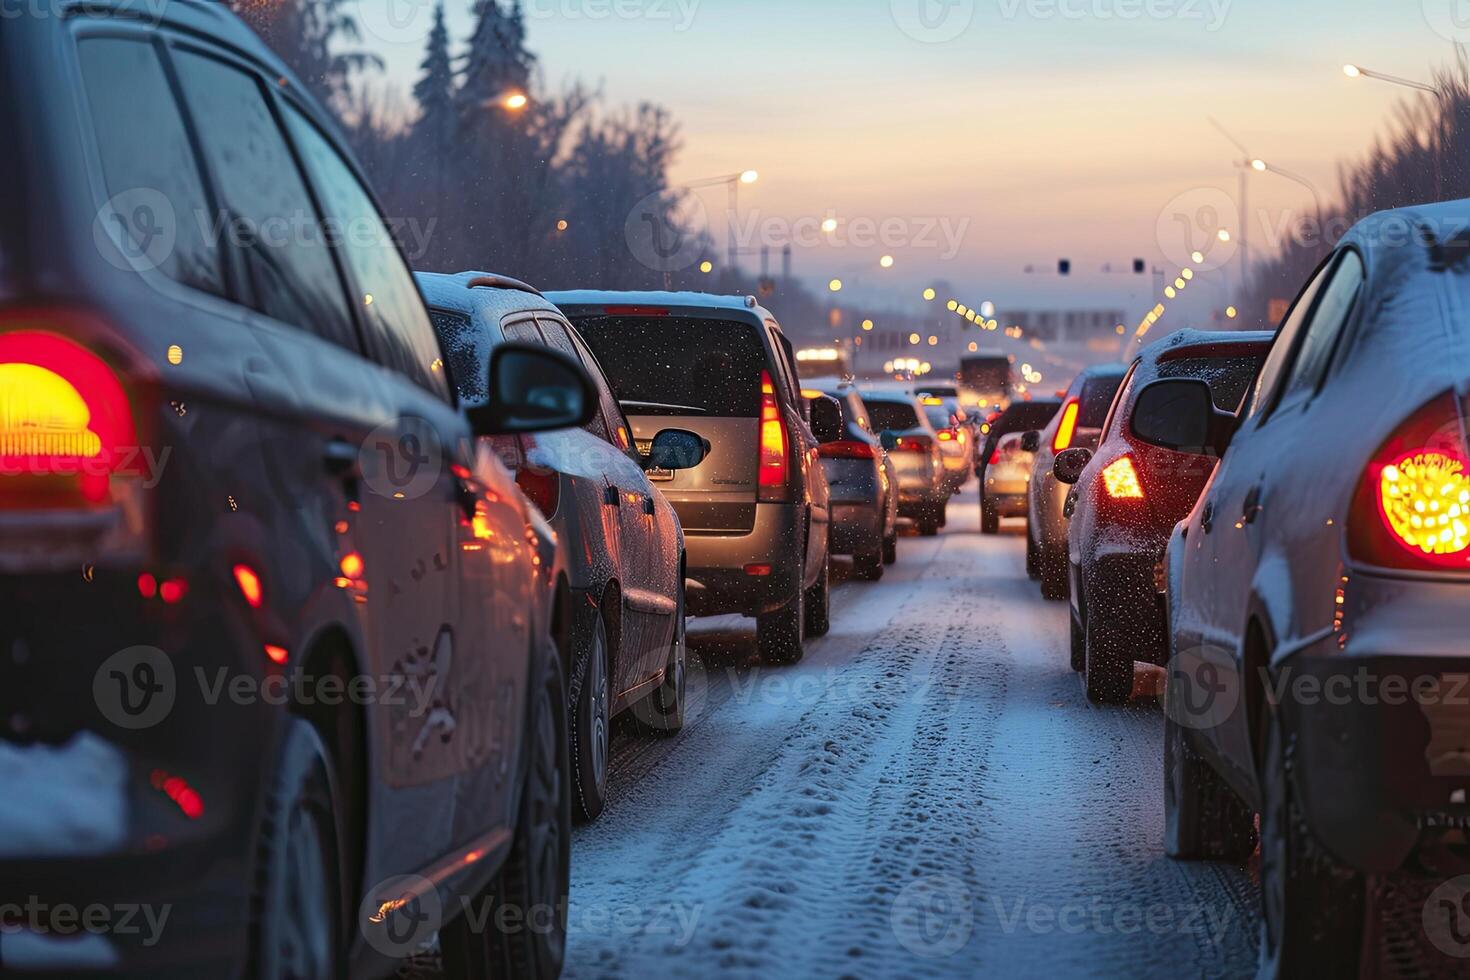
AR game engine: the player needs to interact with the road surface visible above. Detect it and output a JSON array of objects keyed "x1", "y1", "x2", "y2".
[{"x1": 563, "y1": 480, "x2": 1262, "y2": 978}]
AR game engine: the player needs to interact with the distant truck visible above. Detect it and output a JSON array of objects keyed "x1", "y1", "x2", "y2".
[{"x1": 959, "y1": 354, "x2": 1012, "y2": 409}]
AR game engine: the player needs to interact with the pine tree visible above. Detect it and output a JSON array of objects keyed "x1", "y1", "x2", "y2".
[
  {"x1": 457, "y1": 0, "x2": 535, "y2": 115},
  {"x1": 412, "y1": 2, "x2": 456, "y2": 224}
]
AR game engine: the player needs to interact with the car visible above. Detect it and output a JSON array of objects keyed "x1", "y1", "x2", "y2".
[
  {"x1": 860, "y1": 390, "x2": 951, "y2": 536},
  {"x1": 806, "y1": 386, "x2": 900, "y2": 578},
  {"x1": 1159, "y1": 207, "x2": 1470, "y2": 977},
  {"x1": 981, "y1": 432, "x2": 1036, "y2": 533},
  {"x1": 1025, "y1": 364, "x2": 1128, "y2": 599},
  {"x1": 0, "y1": 5, "x2": 583, "y2": 975},
  {"x1": 921, "y1": 395, "x2": 974, "y2": 495},
  {"x1": 978, "y1": 398, "x2": 1063, "y2": 535},
  {"x1": 548, "y1": 291, "x2": 832, "y2": 665},
  {"x1": 418, "y1": 272, "x2": 707, "y2": 824},
  {"x1": 1050, "y1": 329, "x2": 1272, "y2": 702}
]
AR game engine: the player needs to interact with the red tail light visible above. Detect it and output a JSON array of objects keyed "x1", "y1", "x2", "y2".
[
  {"x1": 894, "y1": 435, "x2": 933, "y2": 454},
  {"x1": 937, "y1": 428, "x2": 956, "y2": 442},
  {"x1": 1053, "y1": 398, "x2": 1080, "y2": 452},
  {"x1": 0, "y1": 324, "x2": 138, "y2": 507},
  {"x1": 483, "y1": 434, "x2": 560, "y2": 518},
  {"x1": 1350, "y1": 392, "x2": 1470, "y2": 571},
  {"x1": 988, "y1": 447, "x2": 1001, "y2": 466},
  {"x1": 758, "y1": 371, "x2": 789, "y2": 501},
  {"x1": 819, "y1": 440, "x2": 878, "y2": 460},
  {"x1": 1101, "y1": 456, "x2": 1145, "y2": 500}
]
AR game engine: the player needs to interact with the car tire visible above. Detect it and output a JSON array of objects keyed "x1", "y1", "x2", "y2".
[
  {"x1": 918, "y1": 504, "x2": 942, "y2": 536},
  {"x1": 569, "y1": 608, "x2": 611, "y2": 824},
  {"x1": 1083, "y1": 614, "x2": 1133, "y2": 705},
  {"x1": 855, "y1": 538, "x2": 885, "y2": 581},
  {"x1": 1069, "y1": 613, "x2": 1085, "y2": 672},
  {"x1": 1039, "y1": 544, "x2": 1068, "y2": 601},
  {"x1": 1259, "y1": 711, "x2": 1364, "y2": 979},
  {"x1": 1163, "y1": 712, "x2": 1256, "y2": 863},
  {"x1": 632, "y1": 588, "x2": 688, "y2": 737},
  {"x1": 443, "y1": 645, "x2": 570, "y2": 980},
  {"x1": 980, "y1": 497, "x2": 1000, "y2": 535},
  {"x1": 1026, "y1": 528, "x2": 1040, "y2": 580},
  {"x1": 882, "y1": 528, "x2": 898, "y2": 565},
  {"x1": 758, "y1": 594, "x2": 805, "y2": 665},
  {"x1": 804, "y1": 554, "x2": 831, "y2": 637},
  {"x1": 249, "y1": 720, "x2": 343, "y2": 980}
]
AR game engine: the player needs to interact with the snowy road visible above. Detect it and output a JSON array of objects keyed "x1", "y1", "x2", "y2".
[{"x1": 564, "y1": 481, "x2": 1262, "y2": 979}]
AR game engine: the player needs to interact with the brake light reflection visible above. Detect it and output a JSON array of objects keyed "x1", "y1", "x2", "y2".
[{"x1": 1102, "y1": 456, "x2": 1144, "y2": 499}]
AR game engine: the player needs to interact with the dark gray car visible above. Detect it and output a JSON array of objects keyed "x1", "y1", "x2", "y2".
[{"x1": 808, "y1": 386, "x2": 899, "y2": 578}]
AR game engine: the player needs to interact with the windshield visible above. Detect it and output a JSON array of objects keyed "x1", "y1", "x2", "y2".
[{"x1": 865, "y1": 401, "x2": 921, "y2": 432}]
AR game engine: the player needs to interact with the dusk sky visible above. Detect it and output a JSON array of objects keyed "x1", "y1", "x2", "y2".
[{"x1": 357, "y1": 0, "x2": 1466, "y2": 315}]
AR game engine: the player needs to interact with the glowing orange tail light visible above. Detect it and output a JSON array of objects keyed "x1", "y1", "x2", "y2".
[
  {"x1": 758, "y1": 371, "x2": 788, "y2": 500},
  {"x1": 1101, "y1": 456, "x2": 1145, "y2": 499},
  {"x1": 1350, "y1": 392, "x2": 1470, "y2": 571},
  {"x1": 233, "y1": 564, "x2": 264, "y2": 609},
  {"x1": 1053, "y1": 398, "x2": 1080, "y2": 452}
]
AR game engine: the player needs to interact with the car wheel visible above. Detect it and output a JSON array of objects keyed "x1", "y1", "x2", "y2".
[
  {"x1": 1039, "y1": 544, "x2": 1068, "y2": 601},
  {"x1": 882, "y1": 530, "x2": 898, "y2": 565},
  {"x1": 980, "y1": 497, "x2": 1000, "y2": 535},
  {"x1": 632, "y1": 588, "x2": 688, "y2": 737},
  {"x1": 804, "y1": 554, "x2": 831, "y2": 637},
  {"x1": 1069, "y1": 612, "x2": 1085, "y2": 672},
  {"x1": 758, "y1": 593, "x2": 805, "y2": 665},
  {"x1": 569, "y1": 608, "x2": 610, "y2": 823},
  {"x1": 1083, "y1": 613, "x2": 1133, "y2": 705},
  {"x1": 250, "y1": 720, "x2": 342, "y2": 980},
  {"x1": 855, "y1": 534, "x2": 885, "y2": 581},
  {"x1": 1026, "y1": 527, "x2": 1040, "y2": 580},
  {"x1": 444, "y1": 645, "x2": 570, "y2": 980},
  {"x1": 1259, "y1": 711, "x2": 1363, "y2": 979},
  {"x1": 1163, "y1": 712, "x2": 1255, "y2": 862}
]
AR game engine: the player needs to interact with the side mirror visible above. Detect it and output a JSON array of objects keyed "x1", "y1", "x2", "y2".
[
  {"x1": 1020, "y1": 430, "x2": 1041, "y2": 453},
  {"x1": 1053, "y1": 448, "x2": 1092, "y2": 485},
  {"x1": 645, "y1": 428, "x2": 709, "y2": 471},
  {"x1": 1131, "y1": 379, "x2": 1233, "y2": 455},
  {"x1": 879, "y1": 430, "x2": 899, "y2": 451},
  {"x1": 809, "y1": 395, "x2": 845, "y2": 444},
  {"x1": 467, "y1": 343, "x2": 596, "y2": 436}
]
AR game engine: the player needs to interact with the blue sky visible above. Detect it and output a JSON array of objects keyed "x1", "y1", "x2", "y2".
[{"x1": 354, "y1": 0, "x2": 1466, "y2": 316}]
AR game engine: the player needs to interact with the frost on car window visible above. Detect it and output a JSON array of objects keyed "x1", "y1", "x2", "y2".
[
  {"x1": 429, "y1": 309, "x2": 487, "y2": 403},
  {"x1": 1158, "y1": 356, "x2": 1261, "y2": 412},
  {"x1": 573, "y1": 316, "x2": 765, "y2": 418}
]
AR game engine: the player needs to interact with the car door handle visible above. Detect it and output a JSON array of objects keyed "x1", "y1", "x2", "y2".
[
  {"x1": 603, "y1": 485, "x2": 621, "y2": 507},
  {"x1": 1201, "y1": 501, "x2": 1215, "y2": 534},
  {"x1": 1242, "y1": 486, "x2": 1263, "y2": 525},
  {"x1": 323, "y1": 439, "x2": 360, "y2": 478}
]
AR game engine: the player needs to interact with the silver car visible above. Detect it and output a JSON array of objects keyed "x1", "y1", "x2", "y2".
[
  {"x1": 808, "y1": 387, "x2": 900, "y2": 578},
  {"x1": 983, "y1": 431, "x2": 1033, "y2": 525},
  {"x1": 861, "y1": 391, "x2": 950, "y2": 536}
]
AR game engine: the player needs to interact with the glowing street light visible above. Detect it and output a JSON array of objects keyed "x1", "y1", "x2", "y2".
[
  {"x1": 1226, "y1": 306, "x2": 1239, "y2": 319},
  {"x1": 821, "y1": 218, "x2": 839, "y2": 233},
  {"x1": 502, "y1": 91, "x2": 529, "y2": 111},
  {"x1": 923, "y1": 288, "x2": 937, "y2": 301},
  {"x1": 740, "y1": 170, "x2": 760, "y2": 184},
  {"x1": 1341, "y1": 63, "x2": 1436, "y2": 93},
  {"x1": 828, "y1": 279, "x2": 843, "y2": 292},
  {"x1": 1218, "y1": 229, "x2": 1232, "y2": 243},
  {"x1": 879, "y1": 255, "x2": 895, "y2": 268},
  {"x1": 1343, "y1": 64, "x2": 1361, "y2": 78},
  {"x1": 1191, "y1": 251, "x2": 1205, "y2": 263},
  {"x1": 699, "y1": 260, "x2": 714, "y2": 274}
]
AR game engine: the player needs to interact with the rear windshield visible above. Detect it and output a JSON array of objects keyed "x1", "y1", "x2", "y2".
[
  {"x1": 866, "y1": 400, "x2": 921, "y2": 432},
  {"x1": 572, "y1": 316, "x2": 768, "y2": 418},
  {"x1": 998, "y1": 402, "x2": 1061, "y2": 433},
  {"x1": 1157, "y1": 355, "x2": 1262, "y2": 412},
  {"x1": 1079, "y1": 373, "x2": 1126, "y2": 428}
]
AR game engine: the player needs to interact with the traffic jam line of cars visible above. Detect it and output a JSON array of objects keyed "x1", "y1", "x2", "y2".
[
  {"x1": 1013, "y1": 206, "x2": 1470, "y2": 975},
  {"x1": 0, "y1": 6, "x2": 965, "y2": 976}
]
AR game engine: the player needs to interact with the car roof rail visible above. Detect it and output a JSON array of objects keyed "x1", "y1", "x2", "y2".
[{"x1": 466, "y1": 274, "x2": 543, "y2": 296}]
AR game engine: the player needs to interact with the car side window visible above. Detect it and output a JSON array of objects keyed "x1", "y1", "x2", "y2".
[
  {"x1": 1100, "y1": 361, "x2": 1140, "y2": 439},
  {"x1": 501, "y1": 318, "x2": 542, "y2": 344},
  {"x1": 428, "y1": 308, "x2": 485, "y2": 403},
  {"x1": 168, "y1": 49, "x2": 356, "y2": 350},
  {"x1": 1279, "y1": 250, "x2": 1364, "y2": 403},
  {"x1": 281, "y1": 105, "x2": 451, "y2": 402},
  {"x1": 1244, "y1": 254, "x2": 1336, "y2": 419},
  {"x1": 76, "y1": 37, "x2": 226, "y2": 299},
  {"x1": 538, "y1": 316, "x2": 628, "y2": 449}
]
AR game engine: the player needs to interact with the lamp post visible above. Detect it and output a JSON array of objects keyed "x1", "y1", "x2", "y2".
[
  {"x1": 1342, "y1": 64, "x2": 1443, "y2": 198},
  {"x1": 686, "y1": 170, "x2": 759, "y2": 275},
  {"x1": 1249, "y1": 158, "x2": 1324, "y2": 217}
]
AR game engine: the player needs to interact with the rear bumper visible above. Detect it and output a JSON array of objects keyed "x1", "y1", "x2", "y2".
[
  {"x1": 1074, "y1": 546, "x2": 1167, "y2": 666},
  {"x1": 684, "y1": 503, "x2": 804, "y2": 617},
  {"x1": 830, "y1": 503, "x2": 882, "y2": 556},
  {"x1": 983, "y1": 490, "x2": 1028, "y2": 517},
  {"x1": 1277, "y1": 573, "x2": 1470, "y2": 873}
]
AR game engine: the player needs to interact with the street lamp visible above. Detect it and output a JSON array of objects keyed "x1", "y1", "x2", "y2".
[
  {"x1": 686, "y1": 170, "x2": 761, "y2": 275},
  {"x1": 501, "y1": 91, "x2": 529, "y2": 111},
  {"x1": 1342, "y1": 64, "x2": 1437, "y2": 93},
  {"x1": 1250, "y1": 158, "x2": 1324, "y2": 216}
]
